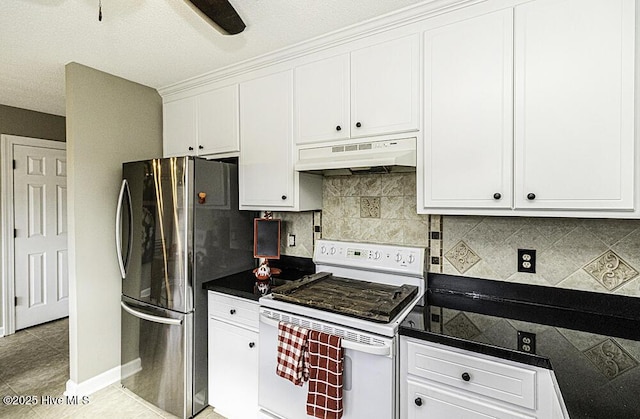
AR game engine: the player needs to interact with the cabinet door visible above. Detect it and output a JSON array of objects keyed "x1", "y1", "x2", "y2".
[
  {"x1": 239, "y1": 70, "x2": 294, "y2": 208},
  {"x1": 407, "y1": 381, "x2": 535, "y2": 419},
  {"x1": 422, "y1": 10, "x2": 513, "y2": 209},
  {"x1": 208, "y1": 319, "x2": 258, "y2": 418},
  {"x1": 514, "y1": 0, "x2": 635, "y2": 210},
  {"x1": 197, "y1": 84, "x2": 240, "y2": 155},
  {"x1": 351, "y1": 34, "x2": 420, "y2": 138},
  {"x1": 163, "y1": 96, "x2": 197, "y2": 157},
  {"x1": 295, "y1": 54, "x2": 350, "y2": 144}
]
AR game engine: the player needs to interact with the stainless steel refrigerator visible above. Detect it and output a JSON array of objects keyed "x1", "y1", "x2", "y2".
[{"x1": 116, "y1": 157, "x2": 255, "y2": 418}]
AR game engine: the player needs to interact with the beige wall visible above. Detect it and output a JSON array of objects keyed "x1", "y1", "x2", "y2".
[
  {"x1": 65, "y1": 63, "x2": 162, "y2": 383},
  {"x1": 0, "y1": 104, "x2": 66, "y2": 142}
]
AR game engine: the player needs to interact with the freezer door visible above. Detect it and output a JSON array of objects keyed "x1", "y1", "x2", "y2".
[
  {"x1": 120, "y1": 157, "x2": 193, "y2": 312},
  {"x1": 121, "y1": 297, "x2": 194, "y2": 418}
]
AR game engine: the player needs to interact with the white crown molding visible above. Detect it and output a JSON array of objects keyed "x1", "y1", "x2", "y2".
[{"x1": 158, "y1": 0, "x2": 485, "y2": 97}]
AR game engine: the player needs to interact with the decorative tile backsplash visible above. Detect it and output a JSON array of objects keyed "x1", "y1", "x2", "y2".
[
  {"x1": 437, "y1": 216, "x2": 640, "y2": 297},
  {"x1": 277, "y1": 172, "x2": 640, "y2": 299},
  {"x1": 321, "y1": 173, "x2": 429, "y2": 247}
]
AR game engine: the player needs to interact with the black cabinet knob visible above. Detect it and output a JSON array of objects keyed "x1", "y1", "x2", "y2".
[
  {"x1": 527, "y1": 193, "x2": 536, "y2": 200},
  {"x1": 281, "y1": 195, "x2": 287, "y2": 200},
  {"x1": 414, "y1": 397, "x2": 423, "y2": 406},
  {"x1": 336, "y1": 125, "x2": 342, "y2": 131},
  {"x1": 493, "y1": 193, "x2": 501, "y2": 200},
  {"x1": 249, "y1": 342, "x2": 255, "y2": 348},
  {"x1": 188, "y1": 146, "x2": 194, "y2": 151},
  {"x1": 462, "y1": 372, "x2": 471, "y2": 382},
  {"x1": 229, "y1": 309, "x2": 236, "y2": 315},
  {"x1": 355, "y1": 122, "x2": 362, "y2": 128},
  {"x1": 198, "y1": 145, "x2": 204, "y2": 150}
]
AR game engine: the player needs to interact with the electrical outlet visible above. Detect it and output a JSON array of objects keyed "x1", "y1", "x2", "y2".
[
  {"x1": 517, "y1": 331, "x2": 536, "y2": 354},
  {"x1": 287, "y1": 234, "x2": 296, "y2": 247},
  {"x1": 517, "y1": 249, "x2": 536, "y2": 273}
]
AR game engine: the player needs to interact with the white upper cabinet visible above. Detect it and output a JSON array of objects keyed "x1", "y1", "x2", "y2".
[
  {"x1": 295, "y1": 54, "x2": 351, "y2": 144},
  {"x1": 351, "y1": 34, "x2": 420, "y2": 139},
  {"x1": 163, "y1": 84, "x2": 240, "y2": 158},
  {"x1": 239, "y1": 70, "x2": 323, "y2": 211},
  {"x1": 294, "y1": 34, "x2": 420, "y2": 145},
  {"x1": 420, "y1": 0, "x2": 637, "y2": 217},
  {"x1": 163, "y1": 96, "x2": 197, "y2": 157},
  {"x1": 514, "y1": 0, "x2": 635, "y2": 210},
  {"x1": 422, "y1": 9, "x2": 514, "y2": 209},
  {"x1": 197, "y1": 85, "x2": 240, "y2": 156}
]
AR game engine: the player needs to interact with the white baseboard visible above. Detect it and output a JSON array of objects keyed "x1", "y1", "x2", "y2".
[
  {"x1": 64, "y1": 364, "x2": 121, "y2": 397},
  {"x1": 121, "y1": 357, "x2": 142, "y2": 380}
]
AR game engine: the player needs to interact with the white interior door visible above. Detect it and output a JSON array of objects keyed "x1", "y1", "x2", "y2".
[{"x1": 13, "y1": 144, "x2": 68, "y2": 330}]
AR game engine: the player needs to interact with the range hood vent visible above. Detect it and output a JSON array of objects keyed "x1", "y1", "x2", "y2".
[{"x1": 295, "y1": 138, "x2": 416, "y2": 175}]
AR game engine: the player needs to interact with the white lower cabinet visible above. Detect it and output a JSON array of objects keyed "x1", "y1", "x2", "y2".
[
  {"x1": 400, "y1": 337, "x2": 568, "y2": 419},
  {"x1": 208, "y1": 292, "x2": 259, "y2": 419}
]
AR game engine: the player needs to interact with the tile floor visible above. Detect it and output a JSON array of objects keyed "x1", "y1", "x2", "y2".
[{"x1": 0, "y1": 318, "x2": 226, "y2": 419}]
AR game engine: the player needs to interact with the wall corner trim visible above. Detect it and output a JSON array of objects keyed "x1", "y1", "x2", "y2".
[{"x1": 64, "y1": 365, "x2": 120, "y2": 397}]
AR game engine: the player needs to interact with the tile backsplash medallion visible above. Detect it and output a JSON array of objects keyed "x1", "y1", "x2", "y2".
[{"x1": 278, "y1": 172, "x2": 640, "y2": 299}]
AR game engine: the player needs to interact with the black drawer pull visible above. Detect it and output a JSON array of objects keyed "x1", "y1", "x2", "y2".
[
  {"x1": 249, "y1": 342, "x2": 255, "y2": 348},
  {"x1": 229, "y1": 309, "x2": 236, "y2": 315},
  {"x1": 493, "y1": 193, "x2": 501, "y2": 200},
  {"x1": 462, "y1": 372, "x2": 471, "y2": 382},
  {"x1": 527, "y1": 193, "x2": 536, "y2": 200},
  {"x1": 414, "y1": 397, "x2": 423, "y2": 406}
]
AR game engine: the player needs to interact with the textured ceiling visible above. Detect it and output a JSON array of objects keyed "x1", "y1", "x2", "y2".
[{"x1": 1, "y1": 0, "x2": 425, "y2": 116}]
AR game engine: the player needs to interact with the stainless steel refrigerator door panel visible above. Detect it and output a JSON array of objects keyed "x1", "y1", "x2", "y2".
[
  {"x1": 121, "y1": 297, "x2": 193, "y2": 419},
  {"x1": 121, "y1": 158, "x2": 193, "y2": 313}
]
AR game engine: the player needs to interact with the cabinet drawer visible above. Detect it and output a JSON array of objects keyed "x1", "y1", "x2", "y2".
[
  {"x1": 208, "y1": 292, "x2": 259, "y2": 329},
  {"x1": 406, "y1": 341, "x2": 536, "y2": 409},
  {"x1": 407, "y1": 380, "x2": 535, "y2": 419}
]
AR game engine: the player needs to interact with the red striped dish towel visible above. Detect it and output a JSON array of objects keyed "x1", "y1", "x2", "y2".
[
  {"x1": 276, "y1": 321, "x2": 310, "y2": 386},
  {"x1": 306, "y1": 330, "x2": 344, "y2": 419}
]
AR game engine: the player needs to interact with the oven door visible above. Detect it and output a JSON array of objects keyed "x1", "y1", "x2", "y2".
[{"x1": 258, "y1": 308, "x2": 396, "y2": 419}]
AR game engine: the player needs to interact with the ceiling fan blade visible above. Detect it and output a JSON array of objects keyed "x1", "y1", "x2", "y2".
[{"x1": 187, "y1": 0, "x2": 246, "y2": 35}]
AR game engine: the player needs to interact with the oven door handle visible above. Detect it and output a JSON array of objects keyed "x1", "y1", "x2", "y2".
[{"x1": 259, "y1": 313, "x2": 391, "y2": 356}]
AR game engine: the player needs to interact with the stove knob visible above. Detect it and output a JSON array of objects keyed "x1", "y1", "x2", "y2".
[
  {"x1": 330, "y1": 247, "x2": 336, "y2": 255},
  {"x1": 374, "y1": 251, "x2": 382, "y2": 260},
  {"x1": 395, "y1": 252, "x2": 402, "y2": 262},
  {"x1": 408, "y1": 254, "x2": 415, "y2": 264},
  {"x1": 320, "y1": 245, "x2": 326, "y2": 254}
]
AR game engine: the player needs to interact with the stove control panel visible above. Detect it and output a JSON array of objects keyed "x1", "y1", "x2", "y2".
[{"x1": 315, "y1": 240, "x2": 426, "y2": 276}]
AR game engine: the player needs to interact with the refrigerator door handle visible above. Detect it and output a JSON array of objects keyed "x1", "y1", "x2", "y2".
[
  {"x1": 115, "y1": 179, "x2": 133, "y2": 279},
  {"x1": 121, "y1": 301, "x2": 183, "y2": 326}
]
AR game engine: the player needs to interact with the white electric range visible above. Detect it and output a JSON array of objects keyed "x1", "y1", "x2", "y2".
[{"x1": 258, "y1": 239, "x2": 427, "y2": 419}]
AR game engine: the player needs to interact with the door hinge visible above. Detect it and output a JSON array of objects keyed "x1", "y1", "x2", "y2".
[
  {"x1": 14, "y1": 229, "x2": 17, "y2": 238},
  {"x1": 13, "y1": 159, "x2": 16, "y2": 170},
  {"x1": 14, "y1": 296, "x2": 18, "y2": 306}
]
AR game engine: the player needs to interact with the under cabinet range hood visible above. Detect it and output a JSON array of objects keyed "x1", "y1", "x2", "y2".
[{"x1": 295, "y1": 137, "x2": 416, "y2": 175}]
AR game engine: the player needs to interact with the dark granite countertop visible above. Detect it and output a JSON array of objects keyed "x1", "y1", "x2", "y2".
[
  {"x1": 400, "y1": 274, "x2": 640, "y2": 419},
  {"x1": 202, "y1": 255, "x2": 315, "y2": 301}
]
